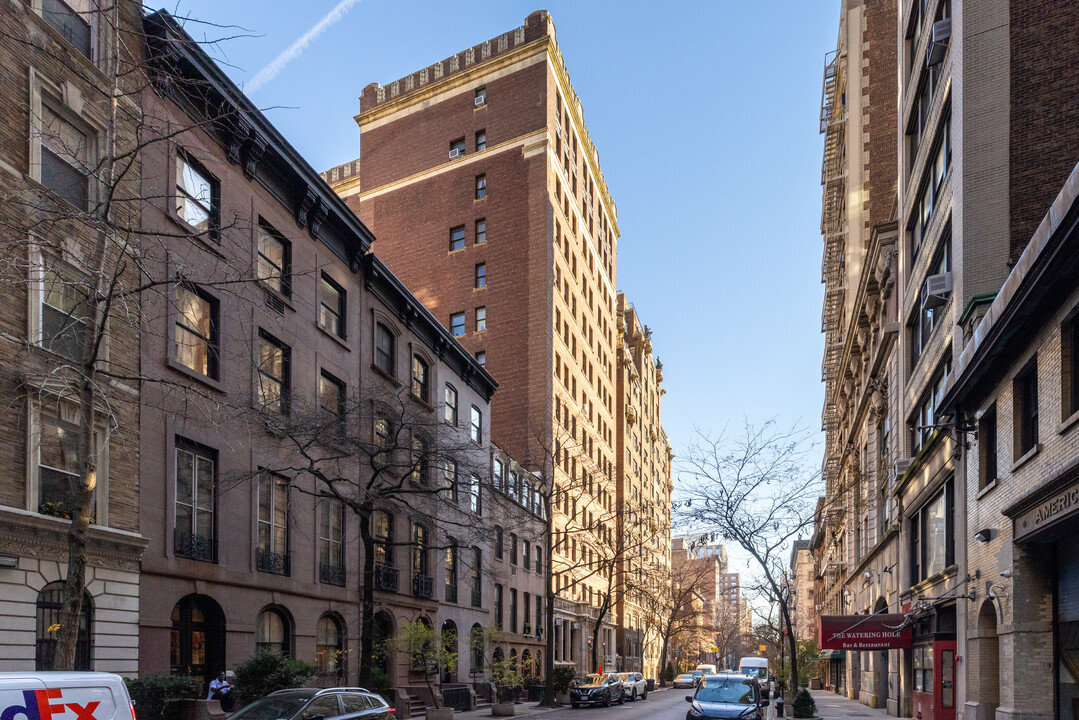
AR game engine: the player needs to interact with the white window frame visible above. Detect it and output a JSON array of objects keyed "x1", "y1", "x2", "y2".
[
  {"x1": 29, "y1": 69, "x2": 101, "y2": 210},
  {"x1": 32, "y1": 0, "x2": 102, "y2": 65},
  {"x1": 27, "y1": 397, "x2": 109, "y2": 526}
]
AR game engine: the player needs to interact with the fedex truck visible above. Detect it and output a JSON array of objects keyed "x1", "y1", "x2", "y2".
[{"x1": 0, "y1": 673, "x2": 136, "y2": 720}]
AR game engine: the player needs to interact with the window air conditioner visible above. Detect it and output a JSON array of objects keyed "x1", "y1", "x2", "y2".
[
  {"x1": 475, "y1": 95, "x2": 486, "y2": 107},
  {"x1": 927, "y1": 18, "x2": 951, "y2": 66},
  {"x1": 922, "y1": 271, "x2": 953, "y2": 310},
  {"x1": 892, "y1": 457, "x2": 914, "y2": 479},
  {"x1": 449, "y1": 148, "x2": 463, "y2": 159}
]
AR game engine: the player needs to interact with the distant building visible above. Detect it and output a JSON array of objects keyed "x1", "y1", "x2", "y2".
[{"x1": 788, "y1": 540, "x2": 815, "y2": 643}]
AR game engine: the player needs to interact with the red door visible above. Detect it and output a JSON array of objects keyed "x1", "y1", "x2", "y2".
[{"x1": 936, "y1": 641, "x2": 956, "y2": 720}]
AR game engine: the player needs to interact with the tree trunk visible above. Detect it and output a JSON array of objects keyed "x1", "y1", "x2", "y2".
[
  {"x1": 658, "y1": 634, "x2": 670, "y2": 687},
  {"x1": 781, "y1": 599, "x2": 799, "y2": 694},
  {"x1": 541, "y1": 510, "x2": 556, "y2": 707},
  {"x1": 358, "y1": 505, "x2": 377, "y2": 685}
]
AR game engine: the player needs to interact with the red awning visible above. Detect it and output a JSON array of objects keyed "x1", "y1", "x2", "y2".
[{"x1": 818, "y1": 614, "x2": 911, "y2": 650}]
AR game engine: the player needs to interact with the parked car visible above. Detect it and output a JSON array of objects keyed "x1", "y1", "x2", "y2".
[
  {"x1": 569, "y1": 673, "x2": 625, "y2": 708},
  {"x1": 685, "y1": 673, "x2": 766, "y2": 719},
  {"x1": 692, "y1": 670, "x2": 704, "y2": 685},
  {"x1": 229, "y1": 687, "x2": 393, "y2": 720},
  {"x1": 0, "y1": 672, "x2": 135, "y2": 720},
  {"x1": 617, "y1": 672, "x2": 648, "y2": 701},
  {"x1": 673, "y1": 673, "x2": 698, "y2": 689}
]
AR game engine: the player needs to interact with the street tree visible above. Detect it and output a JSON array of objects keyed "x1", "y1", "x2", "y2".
[{"x1": 680, "y1": 420, "x2": 821, "y2": 695}]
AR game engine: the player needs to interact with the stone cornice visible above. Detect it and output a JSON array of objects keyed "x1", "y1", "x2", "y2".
[{"x1": 0, "y1": 507, "x2": 147, "y2": 571}]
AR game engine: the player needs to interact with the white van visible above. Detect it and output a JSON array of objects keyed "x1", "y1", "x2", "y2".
[
  {"x1": 0, "y1": 672, "x2": 135, "y2": 720},
  {"x1": 739, "y1": 657, "x2": 771, "y2": 694},
  {"x1": 695, "y1": 664, "x2": 718, "y2": 676}
]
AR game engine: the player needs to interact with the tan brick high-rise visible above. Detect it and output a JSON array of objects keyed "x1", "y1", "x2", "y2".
[{"x1": 326, "y1": 11, "x2": 644, "y2": 673}]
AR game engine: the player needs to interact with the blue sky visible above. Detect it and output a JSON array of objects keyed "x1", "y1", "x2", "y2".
[{"x1": 170, "y1": 0, "x2": 837, "y2": 572}]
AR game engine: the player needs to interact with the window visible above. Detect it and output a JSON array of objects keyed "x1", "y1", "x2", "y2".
[
  {"x1": 257, "y1": 222, "x2": 290, "y2": 295},
  {"x1": 374, "y1": 415, "x2": 393, "y2": 459},
  {"x1": 315, "y1": 615, "x2": 344, "y2": 677},
  {"x1": 910, "y1": 234, "x2": 951, "y2": 369},
  {"x1": 445, "y1": 540, "x2": 458, "y2": 602},
  {"x1": 42, "y1": 0, "x2": 93, "y2": 58},
  {"x1": 475, "y1": 87, "x2": 487, "y2": 106},
  {"x1": 471, "y1": 546, "x2": 482, "y2": 607},
  {"x1": 1064, "y1": 314, "x2": 1079, "y2": 419},
  {"x1": 469, "y1": 474, "x2": 481, "y2": 514},
  {"x1": 443, "y1": 459, "x2": 458, "y2": 501},
  {"x1": 907, "y1": 113, "x2": 951, "y2": 260},
  {"x1": 1015, "y1": 359, "x2": 1040, "y2": 457},
  {"x1": 175, "y1": 440, "x2": 216, "y2": 562},
  {"x1": 494, "y1": 525, "x2": 504, "y2": 559},
  {"x1": 535, "y1": 546, "x2": 543, "y2": 574},
  {"x1": 475, "y1": 174, "x2": 486, "y2": 200},
  {"x1": 978, "y1": 404, "x2": 998, "y2": 490},
  {"x1": 39, "y1": 101, "x2": 91, "y2": 210},
  {"x1": 411, "y1": 435, "x2": 429, "y2": 484},
  {"x1": 444, "y1": 384, "x2": 458, "y2": 425},
  {"x1": 913, "y1": 645, "x2": 933, "y2": 694},
  {"x1": 510, "y1": 588, "x2": 518, "y2": 633},
  {"x1": 256, "y1": 608, "x2": 289, "y2": 655},
  {"x1": 41, "y1": 254, "x2": 90, "y2": 360},
  {"x1": 476, "y1": 307, "x2": 486, "y2": 332},
  {"x1": 413, "y1": 524, "x2": 429, "y2": 576},
  {"x1": 523, "y1": 539, "x2": 531, "y2": 570},
  {"x1": 375, "y1": 323, "x2": 395, "y2": 376},
  {"x1": 910, "y1": 479, "x2": 954, "y2": 583},
  {"x1": 319, "y1": 273, "x2": 346, "y2": 338},
  {"x1": 319, "y1": 370, "x2": 345, "y2": 426},
  {"x1": 450, "y1": 225, "x2": 466, "y2": 252},
  {"x1": 450, "y1": 313, "x2": 465, "y2": 337},
  {"x1": 36, "y1": 582, "x2": 91, "y2": 670},
  {"x1": 523, "y1": 593, "x2": 531, "y2": 633},
  {"x1": 257, "y1": 331, "x2": 290, "y2": 415},
  {"x1": 373, "y1": 510, "x2": 393, "y2": 566},
  {"x1": 475, "y1": 263, "x2": 487, "y2": 288},
  {"x1": 176, "y1": 151, "x2": 218, "y2": 236},
  {"x1": 256, "y1": 472, "x2": 290, "y2": 575},
  {"x1": 174, "y1": 284, "x2": 219, "y2": 379},
  {"x1": 494, "y1": 584, "x2": 504, "y2": 629},
  {"x1": 510, "y1": 533, "x2": 518, "y2": 565},
  {"x1": 475, "y1": 219, "x2": 486, "y2": 244},
  {"x1": 319, "y1": 498, "x2": 344, "y2": 585},
  {"x1": 450, "y1": 138, "x2": 466, "y2": 156},
  {"x1": 470, "y1": 405, "x2": 482, "y2": 443},
  {"x1": 37, "y1": 408, "x2": 96, "y2": 520},
  {"x1": 476, "y1": 130, "x2": 487, "y2": 151},
  {"x1": 911, "y1": 361, "x2": 950, "y2": 455}
]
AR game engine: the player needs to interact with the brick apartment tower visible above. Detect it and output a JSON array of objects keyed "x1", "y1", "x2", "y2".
[{"x1": 327, "y1": 11, "x2": 626, "y2": 671}]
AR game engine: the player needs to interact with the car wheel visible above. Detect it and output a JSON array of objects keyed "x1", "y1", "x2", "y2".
[
  {"x1": 631, "y1": 688, "x2": 637, "y2": 702},
  {"x1": 603, "y1": 691, "x2": 611, "y2": 707},
  {"x1": 618, "y1": 689, "x2": 625, "y2": 705}
]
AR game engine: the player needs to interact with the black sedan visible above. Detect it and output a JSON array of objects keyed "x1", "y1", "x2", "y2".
[
  {"x1": 685, "y1": 674, "x2": 766, "y2": 719},
  {"x1": 569, "y1": 673, "x2": 626, "y2": 708}
]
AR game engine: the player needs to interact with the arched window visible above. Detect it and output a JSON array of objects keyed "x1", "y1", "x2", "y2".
[
  {"x1": 256, "y1": 607, "x2": 290, "y2": 656},
  {"x1": 509, "y1": 648, "x2": 517, "y2": 676},
  {"x1": 375, "y1": 323, "x2": 395, "y2": 376},
  {"x1": 374, "y1": 510, "x2": 393, "y2": 566},
  {"x1": 316, "y1": 614, "x2": 345, "y2": 679},
  {"x1": 36, "y1": 582, "x2": 91, "y2": 670},
  {"x1": 522, "y1": 649, "x2": 532, "y2": 678},
  {"x1": 411, "y1": 355, "x2": 429, "y2": 403}
]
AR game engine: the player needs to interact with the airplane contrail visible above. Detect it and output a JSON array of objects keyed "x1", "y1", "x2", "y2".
[{"x1": 246, "y1": 0, "x2": 362, "y2": 93}]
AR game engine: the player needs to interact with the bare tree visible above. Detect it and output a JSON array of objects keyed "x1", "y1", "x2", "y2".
[{"x1": 680, "y1": 420, "x2": 821, "y2": 696}]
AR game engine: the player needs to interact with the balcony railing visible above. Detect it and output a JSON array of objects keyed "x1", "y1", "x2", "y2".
[
  {"x1": 374, "y1": 564, "x2": 399, "y2": 592},
  {"x1": 446, "y1": 583, "x2": 458, "y2": 604},
  {"x1": 257, "y1": 549, "x2": 290, "y2": 576},
  {"x1": 320, "y1": 562, "x2": 346, "y2": 586},
  {"x1": 174, "y1": 528, "x2": 216, "y2": 563},
  {"x1": 413, "y1": 573, "x2": 434, "y2": 599},
  {"x1": 472, "y1": 588, "x2": 482, "y2": 608}
]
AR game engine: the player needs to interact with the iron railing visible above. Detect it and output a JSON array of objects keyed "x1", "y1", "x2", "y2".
[
  {"x1": 320, "y1": 562, "x2": 345, "y2": 586},
  {"x1": 446, "y1": 583, "x2": 458, "y2": 603},
  {"x1": 174, "y1": 529, "x2": 216, "y2": 563},
  {"x1": 256, "y1": 549, "x2": 290, "y2": 576},
  {"x1": 374, "y1": 564, "x2": 399, "y2": 592},
  {"x1": 413, "y1": 573, "x2": 434, "y2": 599}
]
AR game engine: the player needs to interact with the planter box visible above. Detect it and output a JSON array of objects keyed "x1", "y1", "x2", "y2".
[
  {"x1": 492, "y1": 702, "x2": 515, "y2": 717},
  {"x1": 424, "y1": 710, "x2": 453, "y2": 720},
  {"x1": 554, "y1": 693, "x2": 570, "y2": 705}
]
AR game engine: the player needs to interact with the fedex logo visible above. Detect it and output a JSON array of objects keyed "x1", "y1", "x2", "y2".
[{"x1": 2, "y1": 691, "x2": 99, "y2": 720}]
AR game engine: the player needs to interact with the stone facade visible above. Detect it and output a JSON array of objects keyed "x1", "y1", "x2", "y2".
[{"x1": 0, "y1": 0, "x2": 147, "y2": 675}]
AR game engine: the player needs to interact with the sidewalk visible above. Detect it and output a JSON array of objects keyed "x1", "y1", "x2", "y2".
[
  {"x1": 804, "y1": 689, "x2": 890, "y2": 719},
  {"x1": 448, "y1": 685, "x2": 673, "y2": 719}
]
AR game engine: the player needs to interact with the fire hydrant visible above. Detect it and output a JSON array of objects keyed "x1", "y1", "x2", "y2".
[{"x1": 775, "y1": 697, "x2": 785, "y2": 717}]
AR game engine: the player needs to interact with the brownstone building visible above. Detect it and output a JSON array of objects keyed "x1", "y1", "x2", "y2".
[
  {"x1": 0, "y1": 0, "x2": 147, "y2": 674},
  {"x1": 325, "y1": 11, "x2": 667, "y2": 673}
]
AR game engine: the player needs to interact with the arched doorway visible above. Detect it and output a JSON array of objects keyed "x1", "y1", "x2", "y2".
[
  {"x1": 470, "y1": 624, "x2": 485, "y2": 678},
  {"x1": 171, "y1": 594, "x2": 225, "y2": 687},
  {"x1": 372, "y1": 611, "x2": 395, "y2": 681},
  {"x1": 510, "y1": 648, "x2": 517, "y2": 677},
  {"x1": 441, "y1": 620, "x2": 458, "y2": 683},
  {"x1": 316, "y1": 614, "x2": 345, "y2": 684},
  {"x1": 977, "y1": 600, "x2": 1000, "y2": 713},
  {"x1": 522, "y1": 649, "x2": 532, "y2": 678},
  {"x1": 37, "y1": 582, "x2": 92, "y2": 671}
]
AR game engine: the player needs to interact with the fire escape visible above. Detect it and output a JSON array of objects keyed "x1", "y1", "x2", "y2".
[{"x1": 819, "y1": 49, "x2": 847, "y2": 502}]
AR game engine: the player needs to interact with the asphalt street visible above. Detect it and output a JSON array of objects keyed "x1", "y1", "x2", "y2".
[{"x1": 536, "y1": 689, "x2": 695, "y2": 719}]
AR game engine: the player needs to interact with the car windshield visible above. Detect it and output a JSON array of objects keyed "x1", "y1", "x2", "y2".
[
  {"x1": 740, "y1": 667, "x2": 768, "y2": 679},
  {"x1": 230, "y1": 694, "x2": 312, "y2": 720},
  {"x1": 695, "y1": 678, "x2": 756, "y2": 705},
  {"x1": 581, "y1": 674, "x2": 607, "y2": 684}
]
